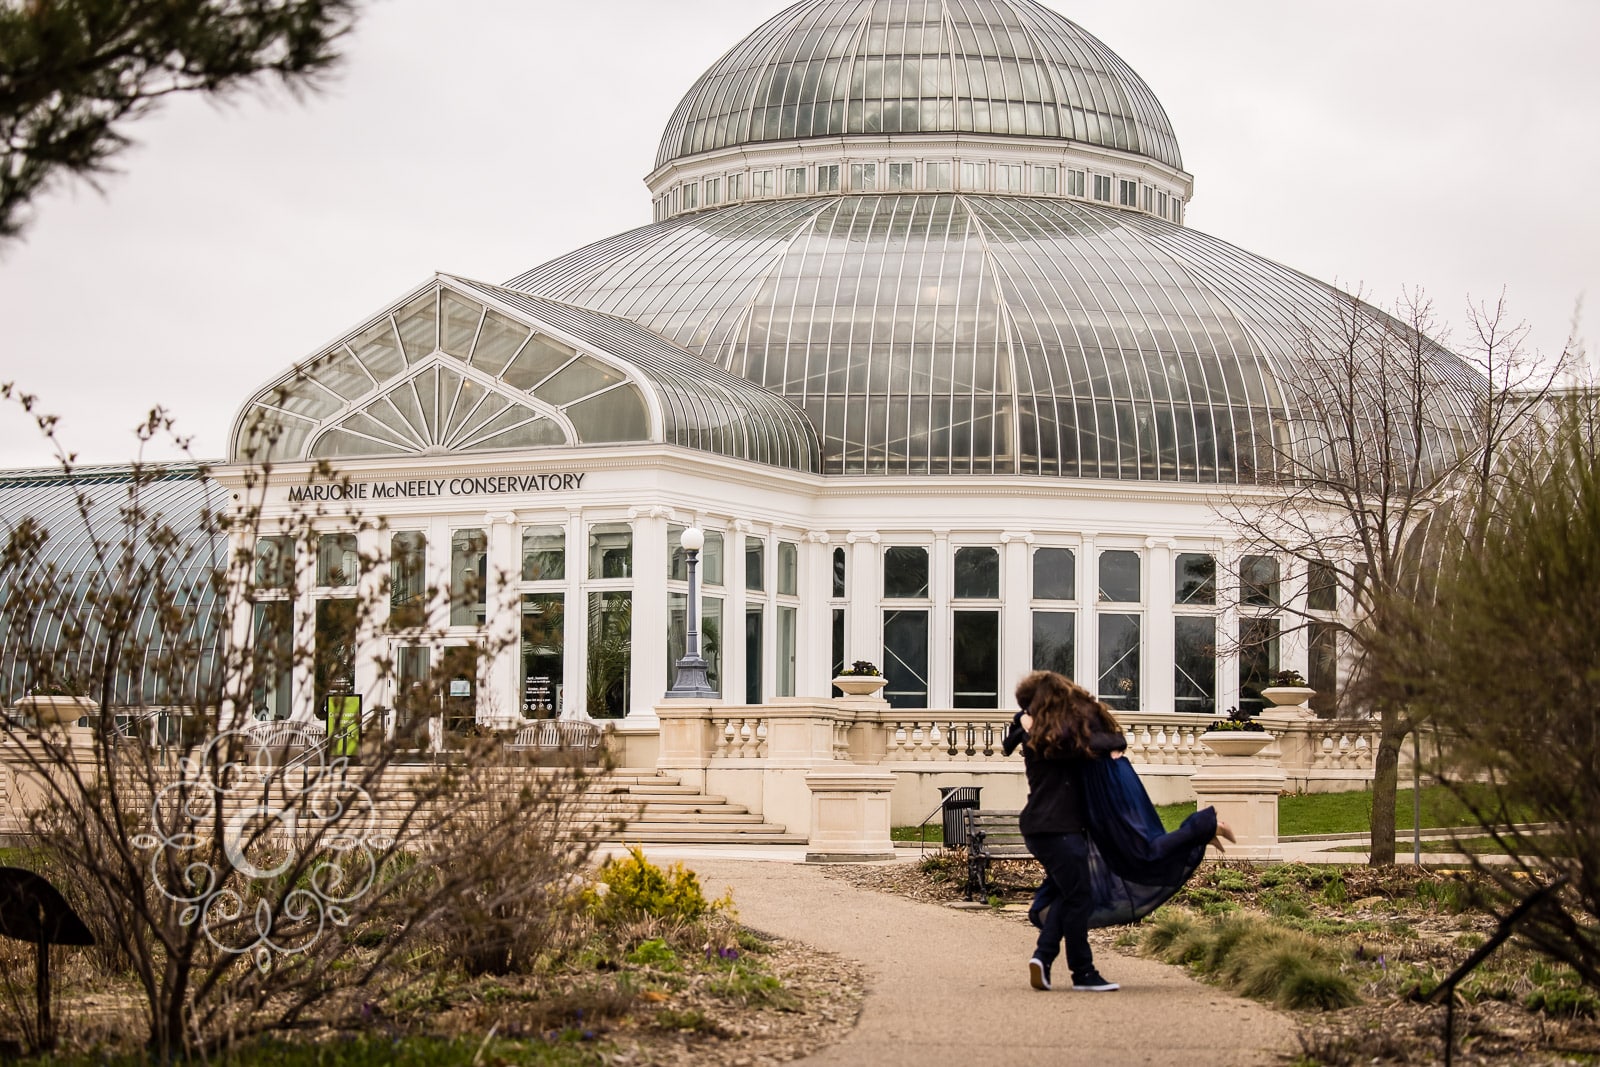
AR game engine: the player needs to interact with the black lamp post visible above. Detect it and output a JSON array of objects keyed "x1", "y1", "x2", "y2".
[{"x1": 665, "y1": 526, "x2": 719, "y2": 699}]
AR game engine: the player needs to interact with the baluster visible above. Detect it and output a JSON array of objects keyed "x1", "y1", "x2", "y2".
[
  {"x1": 946, "y1": 722, "x2": 959, "y2": 758},
  {"x1": 755, "y1": 718, "x2": 769, "y2": 758},
  {"x1": 981, "y1": 722, "x2": 996, "y2": 758}
]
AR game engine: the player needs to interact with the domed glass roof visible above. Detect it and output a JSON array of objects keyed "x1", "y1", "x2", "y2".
[
  {"x1": 507, "y1": 195, "x2": 1483, "y2": 482},
  {"x1": 656, "y1": 0, "x2": 1183, "y2": 172}
]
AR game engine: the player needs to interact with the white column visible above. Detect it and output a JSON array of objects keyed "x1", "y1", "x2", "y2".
[
  {"x1": 483, "y1": 512, "x2": 520, "y2": 727},
  {"x1": 628, "y1": 507, "x2": 668, "y2": 725},
  {"x1": 564, "y1": 510, "x2": 585, "y2": 719},
  {"x1": 728, "y1": 523, "x2": 750, "y2": 703},
  {"x1": 1000, "y1": 532, "x2": 1032, "y2": 710},
  {"x1": 354, "y1": 525, "x2": 388, "y2": 721},
  {"x1": 801, "y1": 532, "x2": 832, "y2": 697},
  {"x1": 929, "y1": 530, "x2": 950, "y2": 708},
  {"x1": 1282, "y1": 559, "x2": 1310, "y2": 679},
  {"x1": 1144, "y1": 537, "x2": 1176, "y2": 714},
  {"x1": 291, "y1": 536, "x2": 317, "y2": 723},
  {"x1": 1218, "y1": 545, "x2": 1241, "y2": 714},
  {"x1": 1077, "y1": 532, "x2": 1097, "y2": 693},
  {"x1": 849, "y1": 533, "x2": 879, "y2": 665}
]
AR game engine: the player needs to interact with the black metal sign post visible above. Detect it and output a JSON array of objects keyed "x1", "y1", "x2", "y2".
[
  {"x1": 0, "y1": 868, "x2": 95, "y2": 1051},
  {"x1": 1425, "y1": 875, "x2": 1567, "y2": 1066}
]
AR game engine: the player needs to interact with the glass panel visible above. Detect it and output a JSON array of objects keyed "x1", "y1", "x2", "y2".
[
  {"x1": 1098, "y1": 550, "x2": 1141, "y2": 603},
  {"x1": 535, "y1": 356, "x2": 628, "y2": 406},
  {"x1": 953, "y1": 546, "x2": 999, "y2": 599},
  {"x1": 1031, "y1": 610, "x2": 1074, "y2": 676},
  {"x1": 883, "y1": 546, "x2": 928, "y2": 598},
  {"x1": 1175, "y1": 553, "x2": 1216, "y2": 605},
  {"x1": 1307, "y1": 561, "x2": 1338, "y2": 611},
  {"x1": 565, "y1": 386, "x2": 648, "y2": 442},
  {"x1": 255, "y1": 534, "x2": 293, "y2": 591},
  {"x1": 1309, "y1": 621, "x2": 1338, "y2": 715},
  {"x1": 1238, "y1": 617, "x2": 1280, "y2": 716},
  {"x1": 745, "y1": 607, "x2": 763, "y2": 703},
  {"x1": 703, "y1": 596, "x2": 723, "y2": 691},
  {"x1": 471, "y1": 310, "x2": 531, "y2": 374},
  {"x1": 250, "y1": 600, "x2": 292, "y2": 720},
  {"x1": 1032, "y1": 547, "x2": 1075, "y2": 600},
  {"x1": 393, "y1": 291, "x2": 437, "y2": 363},
  {"x1": 832, "y1": 546, "x2": 846, "y2": 598},
  {"x1": 521, "y1": 525, "x2": 565, "y2": 581},
  {"x1": 883, "y1": 609, "x2": 928, "y2": 709},
  {"x1": 1174, "y1": 616, "x2": 1216, "y2": 715},
  {"x1": 311, "y1": 348, "x2": 375, "y2": 402},
  {"x1": 952, "y1": 610, "x2": 998, "y2": 709},
  {"x1": 925, "y1": 162, "x2": 951, "y2": 190},
  {"x1": 393, "y1": 644, "x2": 431, "y2": 742},
  {"x1": 349, "y1": 317, "x2": 406, "y2": 383},
  {"x1": 440, "y1": 291, "x2": 483, "y2": 358},
  {"x1": 588, "y1": 522, "x2": 633, "y2": 579},
  {"x1": 390, "y1": 530, "x2": 428, "y2": 629},
  {"x1": 1241, "y1": 555, "x2": 1280, "y2": 607},
  {"x1": 703, "y1": 531, "x2": 724, "y2": 586},
  {"x1": 1098, "y1": 612, "x2": 1140, "y2": 711},
  {"x1": 745, "y1": 539, "x2": 764, "y2": 592},
  {"x1": 587, "y1": 591, "x2": 631, "y2": 718},
  {"x1": 502, "y1": 334, "x2": 574, "y2": 390},
  {"x1": 520, "y1": 593, "x2": 564, "y2": 717},
  {"x1": 316, "y1": 533, "x2": 358, "y2": 588},
  {"x1": 450, "y1": 528, "x2": 487, "y2": 626},
  {"x1": 831, "y1": 607, "x2": 845, "y2": 689},
  {"x1": 313, "y1": 597, "x2": 358, "y2": 702},
  {"x1": 778, "y1": 541, "x2": 798, "y2": 596},
  {"x1": 777, "y1": 605, "x2": 797, "y2": 696}
]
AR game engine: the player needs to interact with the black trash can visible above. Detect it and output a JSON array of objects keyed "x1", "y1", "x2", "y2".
[{"x1": 939, "y1": 786, "x2": 982, "y2": 848}]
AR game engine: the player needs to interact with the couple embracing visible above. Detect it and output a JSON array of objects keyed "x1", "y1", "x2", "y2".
[{"x1": 1004, "y1": 670, "x2": 1234, "y2": 992}]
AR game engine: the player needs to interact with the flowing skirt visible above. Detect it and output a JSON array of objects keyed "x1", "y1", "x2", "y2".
[{"x1": 1078, "y1": 757, "x2": 1216, "y2": 928}]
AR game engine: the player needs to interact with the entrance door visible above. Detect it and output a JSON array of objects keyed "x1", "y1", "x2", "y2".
[
  {"x1": 393, "y1": 644, "x2": 431, "y2": 747},
  {"x1": 439, "y1": 645, "x2": 480, "y2": 739}
]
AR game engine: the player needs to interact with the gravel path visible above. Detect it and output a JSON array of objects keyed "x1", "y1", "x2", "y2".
[{"x1": 690, "y1": 858, "x2": 1297, "y2": 1067}]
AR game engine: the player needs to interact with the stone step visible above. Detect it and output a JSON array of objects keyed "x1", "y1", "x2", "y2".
[
  {"x1": 603, "y1": 830, "x2": 808, "y2": 846},
  {"x1": 611, "y1": 819, "x2": 791, "y2": 834}
]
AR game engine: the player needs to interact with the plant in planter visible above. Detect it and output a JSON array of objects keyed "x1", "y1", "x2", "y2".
[
  {"x1": 1205, "y1": 706, "x2": 1266, "y2": 733},
  {"x1": 1261, "y1": 670, "x2": 1316, "y2": 710},
  {"x1": 833, "y1": 660, "x2": 887, "y2": 696},
  {"x1": 1270, "y1": 669, "x2": 1308, "y2": 688}
]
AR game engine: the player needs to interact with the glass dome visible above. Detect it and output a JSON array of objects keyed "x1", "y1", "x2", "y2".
[
  {"x1": 508, "y1": 195, "x2": 1484, "y2": 481},
  {"x1": 656, "y1": 0, "x2": 1183, "y2": 172}
]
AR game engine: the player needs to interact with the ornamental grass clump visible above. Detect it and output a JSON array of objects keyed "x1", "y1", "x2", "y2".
[{"x1": 1142, "y1": 908, "x2": 1360, "y2": 1011}]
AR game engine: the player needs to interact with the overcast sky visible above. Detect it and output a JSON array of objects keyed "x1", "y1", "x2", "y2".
[{"x1": 2, "y1": 0, "x2": 1596, "y2": 468}]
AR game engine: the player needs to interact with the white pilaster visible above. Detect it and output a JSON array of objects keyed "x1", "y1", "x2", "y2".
[
  {"x1": 628, "y1": 507, "x2": 669, "y2": 726},
  {"x1": 1077, "y1": 532, "x2": 1097, "y2": 692},
  {"x1": 1144, "y1": 537, "x2": 1175, "y2": 714},
  {"x1": 1000, "y1": 532, "x2": 1033, "y2": 709}
]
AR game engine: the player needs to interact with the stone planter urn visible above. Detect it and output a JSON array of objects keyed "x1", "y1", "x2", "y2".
[
  {"x1": 1260, "y1": 685, "x2": 1316, "y2": 710},
  {"x1": 1198, "y1": 729, "x2": 1274, "y2": 759},
  {"x1": 14, "y1": 694, "x2": 97, "y2": 726},
  {"x1": 833, "y1": 675, "x2": 887, "y2": 697}
]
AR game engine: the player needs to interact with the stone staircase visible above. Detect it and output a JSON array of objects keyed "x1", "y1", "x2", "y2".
[{"x1": 590, "y1": 767, "x2": 804, "y2": 846}]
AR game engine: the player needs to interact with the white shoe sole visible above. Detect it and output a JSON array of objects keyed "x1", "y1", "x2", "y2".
[
  {"x1": 1070, "y1": 982, "x2": 1121, "y2": 992},
  {"x1": 1028, "y1": 959, "x2": 1051, "y2": 991}
]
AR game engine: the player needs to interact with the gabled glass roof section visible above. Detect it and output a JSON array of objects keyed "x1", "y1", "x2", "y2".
[
  {"x1": 0, "y1": 466, "x2": 226, "y2": 707},
  {"x1": 507, "y1": 195, "x2": 1483, "y2": 482},
  {"x1": 231, "y1": 277, "x2": 820, "y2": 473},
  {"x1": 656, "y1": 0, "x2": 1182, "y2": 171}
]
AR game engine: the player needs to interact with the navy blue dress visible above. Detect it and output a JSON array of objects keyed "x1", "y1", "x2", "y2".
[{"x1": 1078, "y1": 755, "x2": 1215, "y2": 927}]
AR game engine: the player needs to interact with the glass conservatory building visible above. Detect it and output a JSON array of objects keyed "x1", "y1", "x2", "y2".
[{"x1": 8, "y1": 0, "x2": 1486, "y2": 735}]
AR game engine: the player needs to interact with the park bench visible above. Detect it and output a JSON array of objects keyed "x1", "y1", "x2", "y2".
[
  {"x1": 505, "y1": 719, "x2": 603, "y2": 760},
  {"x1": 961, "y1": 808, "x2": 1029, "y2": 900}
]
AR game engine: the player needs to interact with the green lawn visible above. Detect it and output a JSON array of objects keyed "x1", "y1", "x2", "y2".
[{"x1": 1157, "y1": 784, "x2": 1536, "y2": 837}]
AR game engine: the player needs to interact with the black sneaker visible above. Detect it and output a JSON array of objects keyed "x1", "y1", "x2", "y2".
[
  {"x1": 1028, "y1": 957, "x2": 1052, "y2": 991},
  {"x1": 1070, "y1": 970, "x2": 1120, "y2": 992}
]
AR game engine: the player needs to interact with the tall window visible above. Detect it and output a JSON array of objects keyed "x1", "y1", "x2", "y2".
[
  {"x1": 1173, "y1": 553, "x2": 1217, "y2": 714},
  {"x1": 1119, "y1": 179, "x2": 1138, "y2": 207},
  {"x1": 521, "y1": 594, "x2": 564, "y2": 717},
  {"x1": 960, "y1": 162, "x2": 987, "y2": 190},
  {"x1": 752, "y1": 169, "x2": 774, "y2": 197},
  {"x1": 588, "y1": 522, "x2": 632, "y2": 578},
  {"x1": 1033, "y1": 166, "x2": 1058, "y2": 195},
  {"x1": 251, "y1": 601, "x2": 292, "y2": 720},
  {"x1": 316, "y1": 532, "x2": 358, "y2": 588},
  {"x1": 1238, "y1": 554, "x2": 1281, "y2": 715},
  {"x1": 816, "y1": 164, "x2": 840, "y2": 192},
  {"x1": 255, "y1": 534, "x2": 294, "y2": 591},
  {"x1": 1097, "y1": 550, "x2": 1141, "y2": 710},
  {"x1": 681, "y1": 182, "x2": 698, "y2": 210},
  {"x1": 587, "y1": 521, "x2": 633, "y2": 718},
  {"x1": 313, "y1": 597, "x2": 357, "y2": 703},
  {"x1": 924, "y1": 162, "x2": 952, "y2": 190},
  {"x1": 449, "y1": 528, "x2": 487, "y2": 626},
  {"x1": 745, "y1": 538, "x2": 764, "y2": 592},
  {"x1": 704, "y1": 177, "x2": 721, "y2": 206},
  {"x1": 784, "y1": 167, "x2": 807, "y2": 195},
  {"x1": 1241, "y1": 555, "x2": 1280, "y2": 606},
  {"x1": 888, "y1": 161, "x2": 914, "y2": 189},
  {"x1": 1092, "y1": 174, "x2": 1112, "y2": 202},
  {"x1": 882, "y1": 546, "x2": 929, "y2": 708},
  {"x1": 1307, "y1": 560, "x2": 1339, "y2": 713},
  {"x1": 831, "y1": 546, "x2": 847, "y2": 693},
  {"x1": 1067, "y1": 169, "x2": 1086, "y2": 197},
  {"x1": 850, "y1": 162, "x2": 876, "y2": 191},
  {"x1": 727, "y1": 173, "x2": 744, "y2": 200},
  {"x1": 390, "y1": 530, "x2": 428, "y2": 629},
  {"x1": 521, "y1": 525, "x2": 564, "y2": 581},
  {"x1": 995, "y1": 164, "x2": 1022, "y2": 192},
  {"x1": 952, "y1": 547, "x2": 999, "y2": 708},
  {"x1": 777, "y1": 541, "x2": 798, "y2": 596},
  {"x1": 1032, "y1": 547, "x2": 1076, "y2": 677}
]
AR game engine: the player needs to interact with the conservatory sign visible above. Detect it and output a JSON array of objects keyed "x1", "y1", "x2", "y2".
[{"x1": 287, "y1": 471, "x2": 587, "y2": 503}]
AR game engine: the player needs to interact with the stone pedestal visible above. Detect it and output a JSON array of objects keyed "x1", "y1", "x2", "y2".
[
  {"x1": 804, "y1": 769, "x2": 895, "y2": 863},
  {"x1": 1192, "y1": 731, "x2": 1285, "y2": 862}
]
